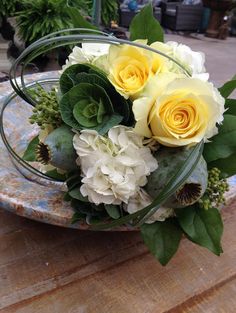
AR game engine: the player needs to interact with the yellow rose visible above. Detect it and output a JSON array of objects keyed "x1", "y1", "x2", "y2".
[
  {"x1": 108, "y1": 44, "x2": 152, "y2": 99},
  {"x1": 106, "y1": 41, "x2": 170, "y2": 99},
  {"x1": 133, "y1": 77, "x2": 225, "y2": 147}
]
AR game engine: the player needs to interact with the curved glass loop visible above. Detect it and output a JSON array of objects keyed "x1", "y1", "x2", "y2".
[
  {"x1": 0, "y1": 79, "x2": 61, "y2": 182},
  {"x1": 2, "y1": 28, "x2": 191, "y2": 182}
]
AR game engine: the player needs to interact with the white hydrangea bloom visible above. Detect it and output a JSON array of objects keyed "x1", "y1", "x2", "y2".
[
  {"x1": 73, "y1": 126, "x2": 158, "y2": 205},
  {"x1": 125, "y1": 188, "x2": 175, "y2": 223},
  {"x1": 61, "y1": 43, "x2": 109, "y2": 72}
]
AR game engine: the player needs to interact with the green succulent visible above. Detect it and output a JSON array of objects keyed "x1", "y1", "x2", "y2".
[{"x1": 59, "y1": 63, "x2": 134, "y2": 135}]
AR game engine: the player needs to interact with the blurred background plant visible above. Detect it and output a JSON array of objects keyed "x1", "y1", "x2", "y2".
[
  {"x1": 0, "y1": 0, "x2": 22, "y2": 18},
  {"x1": 101, "y1": 0, "x2": 119, "y2": 26},
  {"x1": 0, "y1": 0, "x2": 22, "y2": 40},
  {"x1": 15, "y1": 0, "x2": 118, "y2": 45},
  {"x1": 16, "y1": 0, "x2": 79, "y2": 45}
]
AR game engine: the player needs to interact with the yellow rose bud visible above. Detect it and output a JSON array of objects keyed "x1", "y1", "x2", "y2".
[{"x1": 133, "y1": 77, "x2": 225, "y2": 147}]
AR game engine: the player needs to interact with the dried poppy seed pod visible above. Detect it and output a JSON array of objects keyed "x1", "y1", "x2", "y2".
[
  {"x1": 36, "y1": 125, "x2": 77, "y2": 171},
  {"x1": 145, "y1": 147, "x2": 208, "y2": 208},
  {"x1": 174, "y1": 156, "x2": 208, "y2": 207}
]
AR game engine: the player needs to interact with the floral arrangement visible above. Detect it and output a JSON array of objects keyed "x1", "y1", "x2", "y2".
[{"x1": 21, "y1": 5, "x2": 236, "y2": 265}]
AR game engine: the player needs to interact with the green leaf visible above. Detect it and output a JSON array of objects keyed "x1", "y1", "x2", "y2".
[
  {"x1": 22, "y1": 135, "x2": 39, "y2": 162},
  {"x1": 71, "y1": 199, "x2": 105, "y2": 219},
  {"x1": 218, "y1": 74, "x2": 236, "y2": 98},
  {"x1": 69, "y1": 188, "x2": 89, "y2": 202},
  {"x1": 129, "y1": 4, "x2": 164, "y2": 44},
  {"x1": 203, "y1": 115, "x2": 236, "y2": 162},
  {"x1": 225, "y1": 98, "x2": 236, "y2": 116},
  {"x1": 63, "y1": 192, "x2": 72, "y2": 202},
  {"x1": 208, "y1": 153, "x2": 236, "y2": 178},
  {"x1": 141, "y1": 218, "x2": 182, "y2": 265},
  {"x1": 104, "y1": 204, "x2": 121, "y2": 220},
  {"x1": 45, "y1": 169, "x2": 67, "y2": 181},
  {"x1": 66, "y1": 6, "x2": 97, "y2": 30},
  {"x1": 177, "y1": 206, "x2": 223, "y2": 256},
  {"x1": 71, "y1": 211, "x2": 85, "y2": 224},
  {"x1": 66, "y1": 172, "x2": 81, "y2": 191},
  {"x1": 92, "y1": 141, "x2": 204, "y2": 230}
]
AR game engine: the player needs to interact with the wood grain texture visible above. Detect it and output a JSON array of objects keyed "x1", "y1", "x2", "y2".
[{"x1": 0, "y1": 196, "x2": 235, "y2": 313}]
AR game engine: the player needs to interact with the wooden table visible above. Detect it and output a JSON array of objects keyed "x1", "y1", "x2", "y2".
[{"x1": 0, "y1": 193, "x2": 236, "y2": 313}]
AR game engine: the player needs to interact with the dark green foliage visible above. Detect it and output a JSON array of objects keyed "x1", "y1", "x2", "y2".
[
  {"x1": 203, "y1": 115, "x2": 236, "y2": 163},
  {"x1": 203, "y1": 114, "x2": 236, "y2": 177},
  {"x1": 0, "y1": 0, "x2": 21, "y2": 17},
  {"x1": 17, "y1": 0, "x2": 71, "y2": 44},
  {"x1": 45, "y1": 169, "x2": 67, "y2": 181},
  {"x1": 66, "y1": 2, "x2": 97, "y2": 30},
  {"x1": 218, "y1": 74, "x2": 236, "y2": 99},
  {"x1": 208, "y1": 153, "x2": 236, "y2": 178},
  {"x1": 130, "y1": 4, "x2": 164, "y2": 44},
  {"x1": 104, "y1": 204, "x2": 121, "y2": 219},
  {"x1": 16, "y1": 0, "x2": 74, "y2": 44},
  {"x1": 224, "y1": 98, "x2": 236, "y2": 116},
  {"x1": 67, "y1": 0, "x2": 93, "y2": 16},
  {"x1": 141, "y1": 218, "x2": 182, "y2": 265},
  {"x1": 177, "y1": 205, "x2": 223, "y2": 256},
  {"x1": 101, "y1": 0, "x2": 118, "y2": 26},
  {"x1": 202, "y1": 75, "x2": 236, "y2": 178},
  {"x1": 22, "y1": 135, "x2": 39, "y2": 162}
]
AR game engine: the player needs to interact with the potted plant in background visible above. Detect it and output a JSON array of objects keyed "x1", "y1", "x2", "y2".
[
  {"x1": 0, "y1": 0, "x2": 21, "y2": 41},
  {"x1": 203, "y1": 0, "x2": 233, "y2": 37},
  {"x1": 7, "y1": 0, "x2": 119, "y2": 69}
]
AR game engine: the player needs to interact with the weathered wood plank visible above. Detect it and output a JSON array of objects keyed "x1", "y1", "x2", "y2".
[
  {"x1": 166, "y1": 275, "x2": 236, "y2": 313},
  {"x1": 0, "y1": 209, "x2": 144, "y2": 310},
  {"x1": 0, "y1": 198, "x2": 235, "y2": 313}
]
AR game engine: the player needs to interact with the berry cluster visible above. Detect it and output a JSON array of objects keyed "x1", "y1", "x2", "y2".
[
  {"x1": 29, "y1": 85, "x2": 62, "y2": 129},
  {"x1": 199, "y1": 167, "x2": 229, "y2": 210}
]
